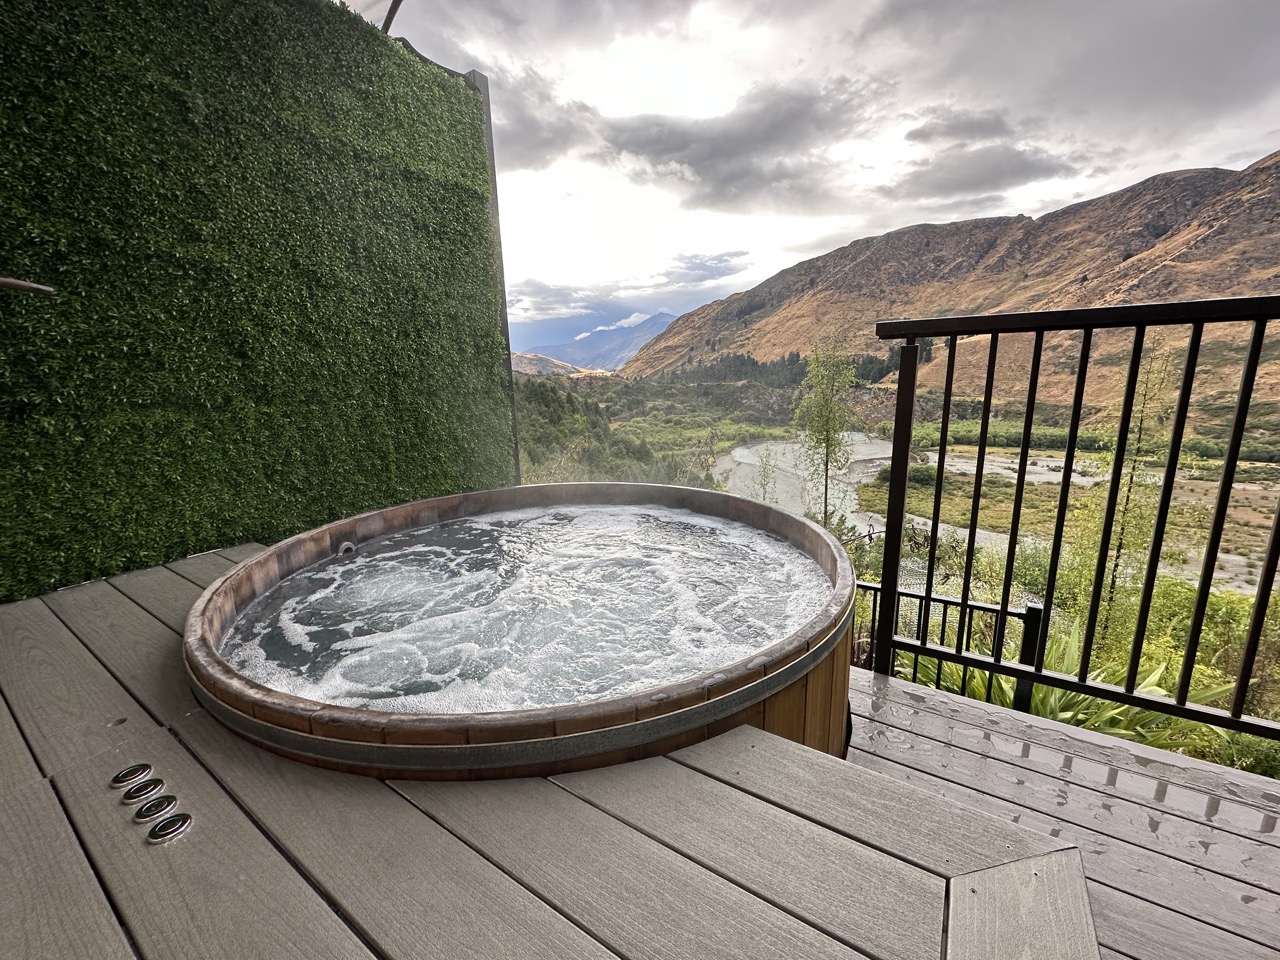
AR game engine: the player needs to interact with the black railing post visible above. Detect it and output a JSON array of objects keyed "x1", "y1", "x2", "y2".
[
  {"x1": 1013, "y1": 604, "x2": 1044, "y2": 714},
  {"x1": 873, "y1": 340, "x2": 919, "y2": 675}
]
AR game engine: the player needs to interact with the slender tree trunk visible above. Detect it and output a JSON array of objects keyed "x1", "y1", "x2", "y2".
[
  {"x1": 823, "y1": 443, "x2": 830, "y2": 526},
  {"x1": 1100, "y1": 349, "x2": 1165, "y2": 646},
  {"x1": 1101, "y1": 425, "x2": 1142, "y2": 644}
]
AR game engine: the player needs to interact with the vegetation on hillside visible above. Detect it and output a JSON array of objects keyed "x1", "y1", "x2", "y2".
[
  {"x1": 657, "y1": 350, "x2": 906, "y2": 388},
  {"x1": 514, "y1": 339, "x2": 1279, "y2": 776},
  {"x1": 514, "y1": 376, "x2": 792, "y2": 486},
  {"x1": 849, "y1": 353, "x2": 1280, "y2": 775}
]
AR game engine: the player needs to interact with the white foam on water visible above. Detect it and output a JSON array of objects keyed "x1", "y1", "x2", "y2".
[{"x1": 221, "y1": 504, "x2": 834, "y2": 712}]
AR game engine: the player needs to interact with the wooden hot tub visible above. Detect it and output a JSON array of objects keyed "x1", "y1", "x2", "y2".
[{"x1": 184, "y1": 483, "x2": 855, "y2": 779}]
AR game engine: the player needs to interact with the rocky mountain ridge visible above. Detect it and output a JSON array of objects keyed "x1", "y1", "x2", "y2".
[{"x1": 621, "y1": 150, "x2": 1280, "y2": 381}]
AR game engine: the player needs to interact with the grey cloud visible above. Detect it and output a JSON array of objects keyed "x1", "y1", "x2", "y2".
[
  {"x1": 857, "y1": 0, "x2": 1280, "y2": 145},
  {"x1": 388, "y1": 3, "x2": 881, "y2": 201},
  {"x1": 507, "y1": 250, "x2": 752, "y2": 330},
  {"x1": 600, "y1": 77, "x2": 879, "y2": 213},
  {"x1": 664, "y1": 251, "x2": 750, "y2": 284},
  {"x1": 489, "y1": 66, "x2": 601, "y2": 171},
  {"x1": 927, "y1": 193, "x2": 1010, "y2": 213},
  {"x1": 856, "y1": 0, "x2": 967, "y2": 41},
  {"x1": 389, "y1": 26, "x2": 604, "y2": 173},
  {"x1": 906, "y1": 108, "x2": 1013, "y2": 144},
  {"x1": 882, "y1": 143, "x2": 1076, "y2": 199},
  {"x1": 391, "y1": 1, "x2": 699, "y2": 61},
  {"x1": 390, "y1": 2, "x2": 701, "y2": 173},
  {"x1": 783, "y1": 229, "x2": 856, "y2": 258},
  {"x1": 506, "y1": 278, "x2": 601, "y2": 322}
]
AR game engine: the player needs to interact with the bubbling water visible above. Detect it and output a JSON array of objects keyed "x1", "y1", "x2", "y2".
[{"x1": 221, "y1": 505, "x2": 833, "y2": 713}]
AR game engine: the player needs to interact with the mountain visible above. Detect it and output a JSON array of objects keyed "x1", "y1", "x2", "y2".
[
  {"x1": 528, "y1": 313, "x2": 675, "y2": 371},
  {"x1": 510, "y1": 353, "x2": 592, "y2": 376},
  {"x1": 508, "y1": 316, "x2": 605, "y2": 353},
  {"x1": 621, "y1": 151, "x2": 1280, "y2": 381}
]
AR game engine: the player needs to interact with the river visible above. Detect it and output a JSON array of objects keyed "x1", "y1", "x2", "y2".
[
  {"x1": 712, "y1": 434, "x2": 1257, "y2": 591},
  {"x1": 713, "y1": 432, "x2": 1011, "y2": 550}
]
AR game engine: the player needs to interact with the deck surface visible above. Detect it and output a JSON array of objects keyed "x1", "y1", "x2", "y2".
[
  {"x1": 0, "y1": 548, "x2": 1274, "y2": 959},
  {"x1": 847, "y1": 670, "x2": 1280, "y2": 960}
]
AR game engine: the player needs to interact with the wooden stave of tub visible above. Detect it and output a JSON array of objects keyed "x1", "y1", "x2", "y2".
[{"x1": 184, "y1": 483, "x2": 856, "y2": 780}]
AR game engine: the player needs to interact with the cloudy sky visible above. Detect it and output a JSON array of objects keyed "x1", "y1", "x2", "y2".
[{"x1": 353, "y1": 0, "x2": 1280, "y2": 348}]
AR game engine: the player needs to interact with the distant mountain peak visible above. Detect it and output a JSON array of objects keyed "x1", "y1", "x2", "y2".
[{"x1": 525, "y1": 312, "x2": 676, "y2": 371}]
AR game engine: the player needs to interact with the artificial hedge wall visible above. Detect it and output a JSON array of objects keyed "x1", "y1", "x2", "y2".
[{"x1": 0, "y1": 0, "x2": 517, "y2": 601}]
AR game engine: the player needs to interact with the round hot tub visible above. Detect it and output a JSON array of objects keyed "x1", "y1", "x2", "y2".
[{"x1": 184, "y1": 483, "x2": 855, "y2": 779}]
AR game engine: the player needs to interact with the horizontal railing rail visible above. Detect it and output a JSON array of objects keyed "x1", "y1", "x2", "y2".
[
  {"x1": 869, "y1": 295, "x2": 1280, "y2": 741},
  {"x1": 876, "y1": 293, "x2": 1280, "y2": 338}
]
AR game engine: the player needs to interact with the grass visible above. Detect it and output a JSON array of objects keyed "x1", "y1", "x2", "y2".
[
  {"x1": 859, "y1": 471, "x2": 1080, "y2": 538},
  {"x1": 857, "y1": 459, "x2": 1244, "y2": 553}
]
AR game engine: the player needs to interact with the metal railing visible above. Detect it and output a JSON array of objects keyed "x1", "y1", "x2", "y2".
[
  {"x1": 856, "y1": 582, "x2": 1045, "y2": 711},
  {"x1": 869, "y1": 295, "x2": 1280, "y2": 739}
]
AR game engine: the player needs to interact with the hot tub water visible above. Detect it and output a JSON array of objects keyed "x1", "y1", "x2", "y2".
[{"x1": 221, "y1": 505, "x2": 833, "y2": 714}]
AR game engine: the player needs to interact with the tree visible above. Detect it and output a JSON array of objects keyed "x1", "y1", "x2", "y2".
[{"x1": 792, "y1": 341, "x2": 857, "y2": 527}]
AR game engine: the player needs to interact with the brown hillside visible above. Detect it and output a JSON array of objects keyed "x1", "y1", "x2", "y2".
[
  {"x1": 511, "y1": 353, "x2": 594, "y2": 376},
  {"x1": 621, "y1": 151, "x2": 1280, "y2": 387}
]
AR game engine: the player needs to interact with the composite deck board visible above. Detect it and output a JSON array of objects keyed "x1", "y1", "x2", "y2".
[
  {"x1": 0, "y1": 598, "x2": 156, "y2": 774},
  {"x1": 555, "y1": 755, "x2": 945, "y2": 960},
  {"x1": 849, "y1": 669, "x2": 1280, "y2": 816},
  {"x1": 1087, "y1": 882, "x2": 1280, "y2": 960},
  {"x1": 670, "y1": 724, "x2": 1069, "y2": 877},
  {"x1": 109, "y1": 565, "x2": 206, "y2": 634},
  {"x1": 847, "y1": 703, "x2": 1280, "y2": 893},
  {"x1": 841, "y1": 737, "x2": 1280, "y2": 950},
  {"x1": 0, "y1": 779, "x2": 134, "y2": 960},
  {"x1": 396, "y1": 775, "x2": 866, "y2": 960},
  {"x1": 215, "y1": 542, "x2": 267, "y2": 563},
  {"x1": 0, "y1": 687, "x2": 40, "y2": 787},
  {"x1": 165, "y1": 551, "x2": 236, "y2": 589},
  {"x1": 173, "y1": 708, "x2": 620, "y2": 960},
  {"x1": 850, "y1": 675, "x2": 1279, "y2": 847},
  {"x1": 946, "y1": 848, "x2": 1099, "y2": 960},
  {"x1": 44, "y1": 579, "x2": 199, "y2": 724},
  {"x1": 846, "y1": 673, "x2": 1280, "y2": 955},
  {"x1": 54, "y1": 725, "x2": 375, "y2": 960}
]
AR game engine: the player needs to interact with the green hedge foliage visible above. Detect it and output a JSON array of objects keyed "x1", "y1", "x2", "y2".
[{"x1": 0, "y1": 0, "x2": 516, "y2": 601}]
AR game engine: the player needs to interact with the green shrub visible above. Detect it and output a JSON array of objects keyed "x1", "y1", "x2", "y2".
[{"x1": 899, "y1": 623, "x2": 1233, "y2": 752}]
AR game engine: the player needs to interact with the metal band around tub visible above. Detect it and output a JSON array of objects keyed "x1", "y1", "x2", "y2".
[{"x1": 190, "y1": 595, "x2": 854, "y2": 771}]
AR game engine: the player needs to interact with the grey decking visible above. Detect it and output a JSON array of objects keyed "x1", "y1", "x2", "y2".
[
  {"x1": 847, "y1": 670, "x2": 1280, "y2": 960},
  {"x1": 0, "y1": 546, "x2": 1270, "y2": 959}
]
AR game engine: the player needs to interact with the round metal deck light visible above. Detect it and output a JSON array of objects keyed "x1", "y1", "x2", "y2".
[
  {"x1": 120, "y1": 778, "x2": 165, "y2": 805},
  {"x1": 110, "y1": 763, "x2": 152, "y2": 789},
  {"x1": 147, "y1": 813, "x2": 192, "y2": 844},
  {"x1": 133, "y1": 795, "x2": 179, "y2": 824}
]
